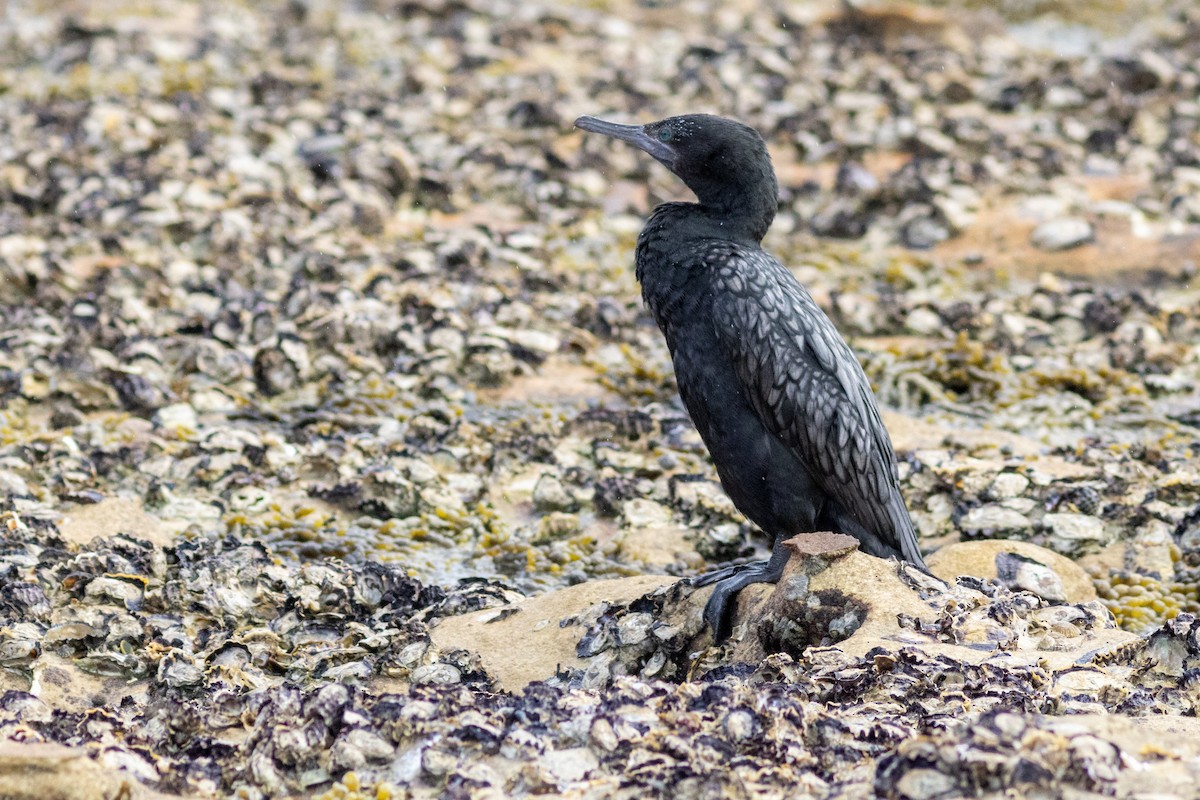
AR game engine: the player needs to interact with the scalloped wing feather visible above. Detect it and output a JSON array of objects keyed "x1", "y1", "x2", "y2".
[{"x1": 708, "y1": 245, "x2": 924, "y2": 564}]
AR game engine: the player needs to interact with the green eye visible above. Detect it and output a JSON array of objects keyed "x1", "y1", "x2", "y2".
[{"x1": 658, "y1": 129, "x2": 673, "y2": 142}]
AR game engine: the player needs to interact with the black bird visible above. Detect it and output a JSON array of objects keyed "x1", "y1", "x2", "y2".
[{"x1": 575, "y1": 113, "x2": 927, "y2": 641}]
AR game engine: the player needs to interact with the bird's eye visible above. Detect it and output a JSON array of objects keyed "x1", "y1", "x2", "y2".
[{"x1": 657, "y1": 129, "x2": 673, "y2": 142}]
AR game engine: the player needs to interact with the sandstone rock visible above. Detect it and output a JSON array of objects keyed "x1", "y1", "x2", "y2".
[
  {"x1": 58, "y1": 497, "x2": 173, "y2": 547},
  {"x1": 926, "y1": 539, "x2": 1097, "y2": 603},
  {"x1": 0, "y1": 742, "x2": 180, "y2": 800},
  {"x1": 429, "y1": 575, "x2": 676, "y2": 691}
]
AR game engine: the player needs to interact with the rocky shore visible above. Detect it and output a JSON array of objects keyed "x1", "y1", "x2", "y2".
[{"x1": 2, "y1": 0, "x2": 1200, "y2": 797}]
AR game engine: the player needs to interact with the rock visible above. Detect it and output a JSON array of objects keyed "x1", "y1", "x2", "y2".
[
  {"x1": 905, "y1": 307, "x2": 944, "y2": 336},
  {"x1": 711, "y1": 534, "x2": 1127, "y2": 670},
  {"x1": 671, "y1": 479, "x2": 739, "y2": 519},
  {"x1": 410, "y1": 663, "x2": 462, "y2": 685},
  {"x1": 900, "y1": 213, "x2": 951, "y2": 249},
  {"x1": 0, "y1": 470, "x2": 30, "y2": 497},
  {"x1": 620, "y1": 498, "x2": 672, "y2": 528},
  {"x1": 694, "y1": 522, "x2": 746, "y2": 563},
  {"x1": 959, "y1": 504, "x2": 1032, "y2": 537},
  {"x1": 0, "y1": 742, "x2": 180, "y2": 800},
  {"x1": 995, "y1": 552, "x2": 1068, "y2": 603},
  {"x1": 810, "y1": 199, "x2": 869, "y2": 239},
  {"x1": 1044, "y1": 512, "x2": 1110, "y2": 553},
  {"x1": 534, "y1": 511, "x2": 581, "y2": 542},
  {"x1": 532, "y1": 473, "x2": 576, "y2": 512},
  {"x1": 428, "y1": 576, "x2": 676, "y2": 691},
  {"x1": 1031, "y1": 217, "x2": 1094, "y2": 251},
  {"x1": 729, "y1": 533, "x2": 935, "y2": 663},
  {"x1": 835, "y1": 160, "x2": 880, "y2": 194},
  {"x1": 1045, "y1": 85, "x2": 1086, "y2": 109},
  {"x1": 153, "y1": 403, "x2": 198, "y2": 433},
  {"x1": 58, "y1": 497, "x2": 172, "y2": 547},
  {"x1": 507, "y1": 328, "x2": 560, "y2": 356},
  {"x1": 1054, "y1": 716, "x2": 1200, "y2": 799},
  {"x1": 613, "y1": 521, "x2": 704, "y2": 571},
  {"x1": 988, "y1": 472, "x2": 1030, "y2": 500},
  {"x1": 895, "y1": 768, "x2": 958, "y2": 800},
  {"x1": 536, "y1": 747, "x2": 598, "y2": 785},
  {"x1": 434, "y1": 535, "x2": 1102, "y2": 691},
  {"x1": 926, "y1": 540, "x2": 1097, "y2": 603}
]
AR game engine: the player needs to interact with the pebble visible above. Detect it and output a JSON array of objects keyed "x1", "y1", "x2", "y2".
[
  {"x1": 537, "y1": 748, "x2": 599, "y2": 785},
  {"x1": 1044, "y1": 513, "x2": 1109, "y2": 552},
  {"x1": 995, "y1": 551, "x2": 1068, "y2": 603},
  {"x1": 1030, "y1": 217, "x2": 1094, "y2": 250},
  {"x1": 906, "y1": 307, "x2": 945, "y2": 336},
  {"x1": 989, "y1": 473, "x2": 1030, "y2": 500},
  {"x1": 900, "y1": 214, "x2": 951, "y2": 249},
  {"x1": 532, "y1": 473, "x2": 576, "y2": 512},
  {"x1": 959, "y1": 505, "x2": 1032, "y2": 536},
  {"x1": 621, "y1": 499, "x2": 673, "y2": 528},
  {"x1": 895, "y1": 768, "x2": 958, "y2": 800}
]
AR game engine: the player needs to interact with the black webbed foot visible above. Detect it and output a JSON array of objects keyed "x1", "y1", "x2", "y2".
[{"x1": 695, "y1": 537, "x2": 791, "y2": 643}]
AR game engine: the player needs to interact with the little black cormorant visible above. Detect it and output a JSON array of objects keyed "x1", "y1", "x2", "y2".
[{"x1": 575, "y1": 113, "x2": 927, "y2": 641}]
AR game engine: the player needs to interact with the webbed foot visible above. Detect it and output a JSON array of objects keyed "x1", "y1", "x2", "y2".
[{"x1": 694, "y1": 537, "x2": 790, "y2": 643}]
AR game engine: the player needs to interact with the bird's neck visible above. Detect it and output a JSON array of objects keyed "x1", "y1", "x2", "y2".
[
  {"x1": 689, "y1": 176, "x2": 778, "y2": 244},
  {"x1": 647, "y1": 192, "x2": 776, "y2": 245}
]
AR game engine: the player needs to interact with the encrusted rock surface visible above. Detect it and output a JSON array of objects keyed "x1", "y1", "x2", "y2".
[{"x1": 4, "y1": 0, "x2": 1200, "y2": 797}]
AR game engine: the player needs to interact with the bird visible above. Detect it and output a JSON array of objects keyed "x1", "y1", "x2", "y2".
[{"x1": 574, "y1": 113, "x2": 927, "y2": 642}]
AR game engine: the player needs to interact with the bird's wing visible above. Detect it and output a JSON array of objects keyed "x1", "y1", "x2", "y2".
[{"x1": 708, "y1": 246, "x2": 924, "y2": 565}]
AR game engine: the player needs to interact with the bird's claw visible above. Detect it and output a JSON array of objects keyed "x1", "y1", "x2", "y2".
[{"x1": 702, "y1": 580, "x2": 740, "y2": 643}]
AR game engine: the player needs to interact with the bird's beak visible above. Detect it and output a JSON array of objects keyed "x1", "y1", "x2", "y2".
[{"x1": 575, "y1": 115, "x2": 676, "y2": 169}]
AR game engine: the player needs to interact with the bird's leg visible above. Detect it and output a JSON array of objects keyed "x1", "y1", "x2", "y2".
[{"x1": 696, "y1": 535, "x2": 791, "y2": 643}]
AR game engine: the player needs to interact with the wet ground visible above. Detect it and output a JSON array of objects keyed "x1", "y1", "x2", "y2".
[{"x1": 2, "y1": 0, "x2": 1200, "y2": 797}]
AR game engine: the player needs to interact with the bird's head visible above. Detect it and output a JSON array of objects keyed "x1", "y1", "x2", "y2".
[{"x1": 575, "y1": 113, "x2": 778, "y2": 240}]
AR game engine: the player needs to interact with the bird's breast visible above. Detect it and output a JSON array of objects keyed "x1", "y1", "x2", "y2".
[{"x1": 636, "y1": 247, "x2": 721, "y2": 332}]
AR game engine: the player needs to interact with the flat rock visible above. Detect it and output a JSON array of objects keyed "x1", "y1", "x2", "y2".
[
  {"x1": 29, "y1": 652, "x2": 150, "y2": 710},
  {"x1": 724, "y1": 537, "x2": 1131, "y2": 669},
  {"x1": 786, "y1": 531, "x2": 859, "y2": 557},
  {"x1": 926, "y1": 539, "x2": 1098, "y2": 603},
  {"x1": 58, "y1": 497, "x2": 173, "y2": 547},
  {"x1": 429, "y1": 575, "x2": 676, "y2": 691},
  {"x1": 989, "y1": 472, "x2": 1031, "y2": 499},
  {"x1": 1047, "y1": 715, "x2": 1200, "y2": 798},
  {"x1": 0, "y1": 742, "x2": 180, "y2": 800}
]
